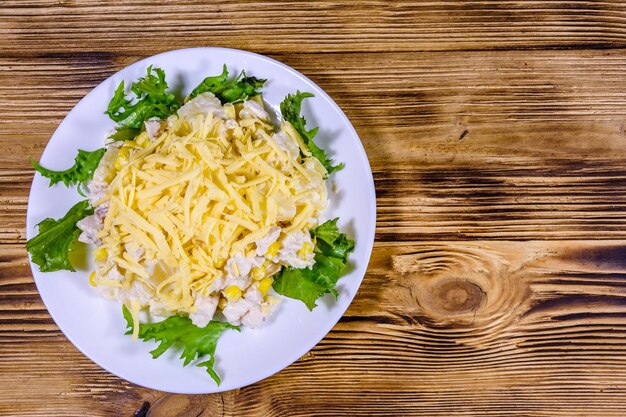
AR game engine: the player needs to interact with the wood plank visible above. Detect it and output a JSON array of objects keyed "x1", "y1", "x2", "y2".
[
  {"x1": 4, "y1": 1, "x2": 626, "y2": 54},
  {"x1": 6, "y1": 1, "x2": 626, "y2": 415},
  {"x1": 6, "y1": 51, "x2": 626, "y2": 243},
  {"x1": 4, "y1": 241, "x2": 626, "y2": 415},
  {"x1": 6, "y1": 50, "x2": 626, "y2": 127}
]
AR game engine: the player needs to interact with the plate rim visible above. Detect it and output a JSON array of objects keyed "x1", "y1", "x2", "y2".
[{"x1": 26, "y1": 47, "x2": 377, "y2": 393}]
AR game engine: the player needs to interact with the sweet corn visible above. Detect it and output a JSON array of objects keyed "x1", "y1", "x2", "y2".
[
  {"x1": 135, "y1": 133, "x2": 150, "y2": 148},
  {"x1": 94, "y1": 247, "x2": 107, "y2": 262},
  {"x1": 224, "y1": 285, "x2": 242, "y2": 302},
  {"x1": 218, "y1": 297, "x2": 227, "y2": 310},
  {"x1": 297, "y1": 242, "x2": 313, "y2": 259},
  {"x1": 89, "y1": 271, "x2": 96, "y2": 286},
  {"x1": 252, "y1": 265, "x2": 266, "y2": 281},
  {"x1": 266, "y1": 242, "x2": 281, "y2": 259},
  {"x1": 114, "y1": 146, "x2": 130, "y2": 171},
  {"x1": 214, "y1": 256, "x2": 226, "y2": 268},
  {"x1": 259, "y1": 277, "x2": 273, "y2": 295}
]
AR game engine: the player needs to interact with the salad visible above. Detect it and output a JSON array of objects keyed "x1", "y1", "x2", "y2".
[{"x1": 26, "y1": 65, "x2": 354, "y2": 384}]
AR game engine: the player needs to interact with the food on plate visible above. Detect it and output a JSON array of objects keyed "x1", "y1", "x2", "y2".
[{"x1": 27, "y1": 65, "x2": 354, "y2": 384}]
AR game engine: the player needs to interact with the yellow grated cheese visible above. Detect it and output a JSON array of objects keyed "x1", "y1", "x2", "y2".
[{"x1": 93, "y1": 94, "x2": 329, "y2": 319}]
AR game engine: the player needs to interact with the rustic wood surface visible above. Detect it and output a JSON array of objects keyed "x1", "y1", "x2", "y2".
[{"x1": 4, "y1": 1, "x2": 626, "y2": 415}]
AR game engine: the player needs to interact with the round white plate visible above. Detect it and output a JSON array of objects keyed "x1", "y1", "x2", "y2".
[{"x1": 26, "y1": 47, "x2": 376, "y2": 394}]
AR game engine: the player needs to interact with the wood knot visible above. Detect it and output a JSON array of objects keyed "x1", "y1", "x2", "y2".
[
  {"x1": 432, "y1": 278, "x2": 485, "y2": 314},
  {"x1": 392, "y1": 244, "x2": 526, "y2": 330},
  {"x1": 146, "y1": 394, "x2": 223, "y2": 417}
]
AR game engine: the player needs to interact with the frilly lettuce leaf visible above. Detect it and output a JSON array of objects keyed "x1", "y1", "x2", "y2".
[
  {"x1": 122, "y1": 306, "x2": 239, "y2": 385},
  {"x1": 106, "y1": 65, "x2": 181, "y2": 130},
  {"x1": 32, "y1": 148, "x2": 105, "y2": 188},
  {"x1": 189, "y1": 64, "x2": 266, "y2": 103},
  {"x1": 279, "y1": 91, "x2": 343, "y2": 176},
  {"x1": 273, "y1": 219, "x2": 355, "y2": 310},
  {"x1": 26, "y1": 200, "x2": 93, "y2": 272}
]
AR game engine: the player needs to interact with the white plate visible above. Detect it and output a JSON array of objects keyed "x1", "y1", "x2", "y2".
[{"x1": 26, "y1": 47, "x2": 376, "y2": 393}]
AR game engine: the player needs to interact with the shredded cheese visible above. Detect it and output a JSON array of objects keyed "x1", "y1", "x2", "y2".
[{"x1": 92, "y1": 92, "x2": 328, "y2": 321}]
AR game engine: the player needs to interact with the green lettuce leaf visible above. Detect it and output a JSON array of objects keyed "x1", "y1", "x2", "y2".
[
  {"x1": 311, "y1": 217, "x2": 340, "y2": 245},
  {"x1": 122, "y1": 306, "x2": 239, "y2": 385},
  {"x1": 108, "y1": 127, "x2": 140, "y2": 142},
  {"x1": 273, "y1": 219, "x2": 355, "y2": 310},
  {"x1": 279, "y1": 91, "x2": 343, "y2": 176},
  {"x1": 26, "y1": 200, "x2": 93, "y2": 272},
  {"x1": 106, "y1": 65, "x2": 181, "y2": 129},
  {"x1": 32, "y1": 148, "x2": 105, "y2": 188},
  {"x1": 189, "y1": 64, "x2": 266, "y2": 103}
]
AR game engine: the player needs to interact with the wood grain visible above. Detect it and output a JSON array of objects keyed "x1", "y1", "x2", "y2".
[
  {"x1": 4, "y1": 1, "x2": 626, "y2": 54},
  {"x1": 4, "y1": 1, "x2": 626, "y2": 416}
]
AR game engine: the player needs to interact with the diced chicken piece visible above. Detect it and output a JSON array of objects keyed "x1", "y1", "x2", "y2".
[
  {"x1": 222, "y1": 298, "x2": 253, "y2": 326},
  {"x1": 272, "y1": 130, "x2": 300, "y2": 160},
  {"x1": 189, "y1": 294, "x2": 219, "y2": 327},
  {"x1": 124, "y1": 242, "x2": 144, "y2": 261},
  {"x1": 148, "y1": 300, "x2": 169, "y2": 321},
  {"x1": 144, "y1": 118, "x2": 163, "y2": 140},
  {"x1": 177, "y1": 92, "x2": 226, "y2": 120},
  {"x1": 77, "y1": 213, "x2": 102, "y2": 245},
  {"x1": 276, "y1": 231, "x2": 315, "y2": 269},
  {"x1": 97, "y1": 285, "x2": 119, "y2": 300},
  {"x1": 274, "y1": 194, "x2": 296, "y2": 221},
  {"x1": 255, "y1": 226, "x2": 281, "y2": 256},
  {"x1": 225, "y1": 119, "x2": 238, "y2": 130},
  {"x1": 240, "y1": 100, "x2": 269, "y2": 121},
  {"x1": 127, "y1": 280, "x2": 152, "y2": 305},
  {"x1": 87, "y1": 181, "x2": 108, "y2": 206},
  {"x1": 224, "y1": 253, "x2": 264, "y2": 289},
  {"x1": 222, "y1": 286, "x2": 277, "y2": 328},
  {"x1": 208, "y1": 276, "x2": 225, "y2": 293},
  {"x1": 77, "y1": 202, "x2": 110, "y2": 245},
  {"x1": 240, "y1": 288, "x2": 277, "y2": 328},
  {"x1": 107, "y1": 266, "x2": 125, "y2": 281}
]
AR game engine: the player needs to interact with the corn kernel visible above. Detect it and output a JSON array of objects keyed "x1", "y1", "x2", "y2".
[
  {"x1": 297, "y1": 242, "x2": 313, "y2": 259},
  {"x1": 259, "y1": 277, "x2": 273, "y2": 295},
  {"x1": 114, "y1": 147, "x2": 130, "y2": 171},
  {"x1": 266, "y1": 242, "x2": 281, "y2": 259},
  {"x1": 103, "y1": 171, "x2": 116, "y2": 183},
  {"x1": 94, "y1": 247, "x2": 107, "y2": 262},
  {"x1": 135, "y1": 132, "x2": 150, "y2": 147},
  {"x1": 119, "y1": 146, "x2": 130, "y2": 158},
  {"x1": 214, "y1": 257, "x2": 226, "y2": 268},
  {"x1": 224, "y1": 285, "x2": 242, "y2": 302},
  {"x1": 252, "y1": 265, "x2": 266, "y2": 281},
  {"x1": 114, "y1": 158, "x2": 125, "y2": 171},
  {"x1": 218, "y1": 297, "x2": 227, "y2": 310},
  {"x1": 89, "y1": 271, "x2": 96, "y2": 286}
]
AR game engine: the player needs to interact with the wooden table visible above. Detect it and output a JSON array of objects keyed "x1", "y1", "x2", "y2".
[{"x1": 4, "y1": 1, "x2": 626, "y2": 415}]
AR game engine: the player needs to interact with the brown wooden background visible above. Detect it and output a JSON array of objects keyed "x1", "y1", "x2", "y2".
[{"x1": 4, "y1": 1, "x2": 626, "y2": 416}]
